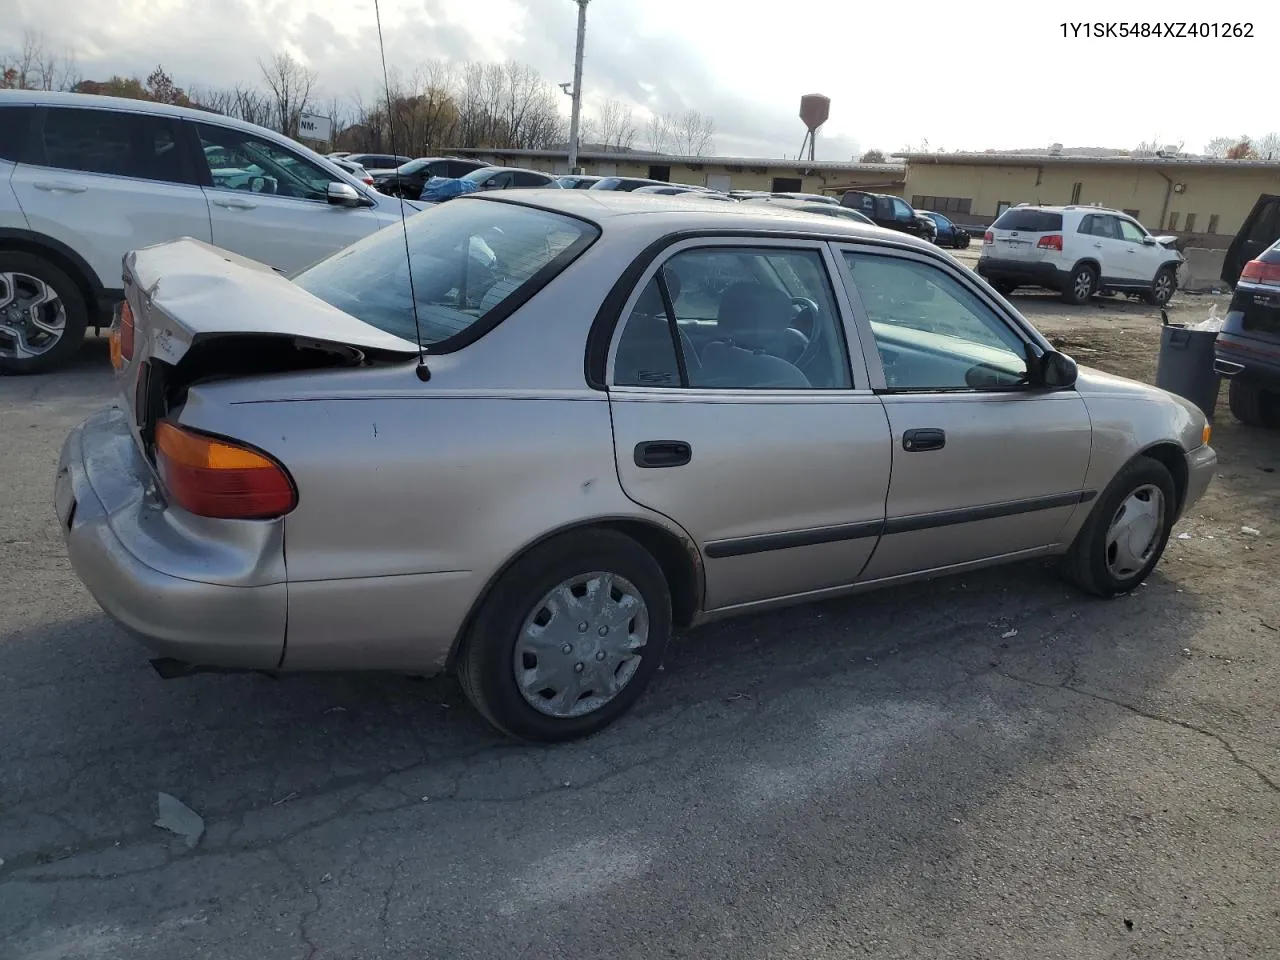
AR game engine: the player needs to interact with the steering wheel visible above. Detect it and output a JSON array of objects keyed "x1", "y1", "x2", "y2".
[{"x1": 788, "y1": 296, "x2": 827, "y2": 367}]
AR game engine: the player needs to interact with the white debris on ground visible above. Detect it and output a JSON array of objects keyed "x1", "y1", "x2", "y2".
[
  {"x1": 154, "y1": 792, "x2": 204, "y2": 849},
  {"x1": 1241, "y1": 526, "x2": 1261, "y2": 536}
]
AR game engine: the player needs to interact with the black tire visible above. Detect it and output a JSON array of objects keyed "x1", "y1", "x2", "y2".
[
  {"x1": 1228, "y1": 379, "x2": 1280, "y2": 428},
  {"x1": 992, "y1": 280, "x2": 1017, "y2": 296},
  {"x1": 1143, "y1": 266, "x2": 1177, "y2": 306},
  {"x1": 0, "y1": 251, "x2": 89, "y2": 375},
  {"x1": 1062, "y1": 263, "x2": 1098, "y2": 305},
  {"x1": 1060, "y1": 457, "x2": 1176, "y2": 597},
  {"x1": 458, "y1": 529, "x2": 673, "y2": 742}
]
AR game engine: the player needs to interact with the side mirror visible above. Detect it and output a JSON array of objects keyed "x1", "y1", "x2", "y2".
[
  {"x1": 326, "y1": 181, "x2": 363, "y2": 207},
  {"x1": 1142, "y1": 236, "x2": 1157, "y2": 246},
  {"x1": 1038, "y1": 350, "x2": 1078, "y2": 388}
]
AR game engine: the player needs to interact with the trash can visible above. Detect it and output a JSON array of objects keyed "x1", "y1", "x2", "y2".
[{"x1": 1155, "y1": 318, "x2": 1221, "y2": 422}]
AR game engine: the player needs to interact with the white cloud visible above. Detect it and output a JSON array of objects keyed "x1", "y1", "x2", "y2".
[{"x1": 2, "y1": 0, "x2": 1276, "y2": 158}]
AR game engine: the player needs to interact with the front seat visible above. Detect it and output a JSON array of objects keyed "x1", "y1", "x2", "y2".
[{"x1": 696, "y1": 282, "x2": 810, "y2": 389}]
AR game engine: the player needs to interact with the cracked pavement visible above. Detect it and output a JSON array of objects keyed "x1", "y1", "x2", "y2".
[{"x1": 2, "y1": 319, "x2": 1278, "y2": 960}]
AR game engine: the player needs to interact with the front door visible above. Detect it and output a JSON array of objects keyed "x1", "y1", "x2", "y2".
[
  {"x1": 191, "y1": 121, "x2": 382, "y2": 275},
  {"x1": 834, "y1": 245, "x2": 1094, "y2": 583},
  {"x1": 1115, "y1": 216, "x2": 1165, "y2": 283},
  {"x1": 606, "y1": 238, "x2": 892, "y2": 611}
]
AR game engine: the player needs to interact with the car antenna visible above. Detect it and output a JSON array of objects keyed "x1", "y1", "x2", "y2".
[{"x1": 373, "y1": 0, "x2": 430, "y2": 382}]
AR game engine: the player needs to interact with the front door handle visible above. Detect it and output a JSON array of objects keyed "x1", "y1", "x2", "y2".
[
  {"x1": 33, "y1": 181, "x2": 87, "y2": 193},
  {"x1": 634, "y1": 440, "x2": 692, "y2": 468},
  {"x1": 902, "y1": 428, "x2": 945, "y2": 452},
  {"x1": 213, "y1": 197, "x2": 258, "y2": 210}
]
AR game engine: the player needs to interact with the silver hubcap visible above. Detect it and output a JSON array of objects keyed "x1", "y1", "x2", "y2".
[
  {"x1": 1074, "y1": 271, "x2": 1094, "y2": 300},
  {"x1": 513, "y1": 572, "x2": 649, "y2": 718},
  {"x1": 0, "y1": 272, "x2": 66, "y2": 359},
  {"x1": 1155, "y1": 273, "x2": 1172, "y2": 300},
  {"x1": 1105, "y1": 484, "x2": 1164, "y2": 579}
]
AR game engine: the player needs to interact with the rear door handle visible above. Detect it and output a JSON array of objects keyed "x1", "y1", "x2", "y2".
[
  {"x1": 213, "y1": 197, "x2": 258, "y2": 210},
  {"x1": 33, "y1": 180, "x2": 87, "y2": 193},
  {"x1": 634, "y1": 440, "x2": 692, "y2": 468},
  {"x1": 902, "y1": 428, "x2": 945, "y2": 452}
]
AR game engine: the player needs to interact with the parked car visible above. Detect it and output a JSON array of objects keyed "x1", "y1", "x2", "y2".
[
  {"x1": 331, "y1": 157, "x2": 375, "y2": 186},
  {"x1": 556, "y1": 175, "x2": 603, "y2": 189},
  {"x1": 371, "y1": 156, "x2": 488, "y2": 199},
  {"x1": 341, "y1": 152, "x2": 412, "y2": 172},
  {"x1": 631, "y1": 185, "x2": 737, "y2": 202},
  {"x1": 589, "y1": 176, "x2": 668, "y2": 192},
  {"x1": 922, "y1": 211, "x2": 971, "y2": 249},
  {"x1": 840, "y1": 190, "x2": 937, "y2": 243},
  {"x1": 0, "y1": 89, "x2": 424, "y2": 374},
  {"x1": 57, "y1": 190, "x2": 1216, "y2": 742},
  {"x1": 977, "y1": 204, "x2": 1184, "y2": 306},
  {"x1": 419, "y1": 165, "x2": 562, "y2": 203},
  {"x1": 1222, "y1": 193, "x2": 1280, "y2": 287},
  {"x1": 770, "y1": 192, "x2": 840, "y2": 206},
  {"x1": 1214, "y1": 235, "x2": 1280, "y2": 427},
  {"x1": 740, "y1": 196, "x2": 874, "y2": 224}
]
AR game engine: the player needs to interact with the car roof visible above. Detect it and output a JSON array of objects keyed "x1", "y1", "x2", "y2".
[
  {"x1": 474, "y1": 165, "x2": 554, "y2": 176},
  {"x1": 458, "y1": 189, "x2": 927, "y2": 248}
]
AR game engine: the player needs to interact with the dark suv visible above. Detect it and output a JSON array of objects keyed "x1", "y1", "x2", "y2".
[
  {"x1": 839, "y1": 190, "x2": 936, "y2": 242},
  {"x1": 1216, "y1": 194, "x2": 1280, "y2": 427}
]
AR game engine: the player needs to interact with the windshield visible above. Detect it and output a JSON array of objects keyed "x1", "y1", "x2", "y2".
[
  {"x1": 293, "y1": 199, "x2": 599, "y2": 346},
  {"x1": 396, "y1": 158, "x2": 430, "y2": 175}
]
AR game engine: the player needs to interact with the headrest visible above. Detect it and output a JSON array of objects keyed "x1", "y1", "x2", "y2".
[{"x1": 715, "y1": 282, "x2": 794, "y2": 348}]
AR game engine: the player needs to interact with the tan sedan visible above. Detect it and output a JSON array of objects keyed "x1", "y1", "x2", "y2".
[{"x1": 55, "y1": 191, "x2": 1217, "y2": 741}]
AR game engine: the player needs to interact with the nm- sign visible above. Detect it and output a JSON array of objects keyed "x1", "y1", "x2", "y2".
[{"x1": 298, "y1": 113, "x2": 333, "y2": 142}]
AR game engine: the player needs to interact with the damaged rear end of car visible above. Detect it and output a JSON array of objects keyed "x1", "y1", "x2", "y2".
[{"x1": 59, "y1": 237, "x2": 422, "y2": 678}]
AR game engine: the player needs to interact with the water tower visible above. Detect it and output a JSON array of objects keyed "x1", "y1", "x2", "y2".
[{"x1": 798, "y1": 94, "x2": 830, "y2": 162}]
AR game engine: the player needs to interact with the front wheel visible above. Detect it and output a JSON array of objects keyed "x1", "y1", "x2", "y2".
[
  {"x1": 1060, "y1": 457, "x2": 1176, "y2": 597},
  {"x1": 1143, "y1": 266, "x2": 1177, "y2": 306},
  {"x1": 458, "y1": 530, "x2": 673, "y2": 742}
]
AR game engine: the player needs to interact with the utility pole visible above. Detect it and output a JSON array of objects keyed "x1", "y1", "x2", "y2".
[{"x1": 566, "y1": 0, "x2": 589, "y2": 175}]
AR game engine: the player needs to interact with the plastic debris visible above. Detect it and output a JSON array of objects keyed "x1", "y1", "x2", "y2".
[
  {"x1": 1001, "y1": 629, "x2": 1018, "y2": 639},
  {"x1": 1241, "y1": 526, "x2": 1261, "y2": 536},
  {"x1": 1177, "y1": 532, "x2": 1192, "y2": 540},
  {"x1": 320, "y1": 873, "x2": 333, "y2": 883},
  {"x1": 154, "y1": 792, "x2": 204, "y2": 849},
  {"x1": 1187, "y1": 304, "x2": 1222, "y2": 333}
]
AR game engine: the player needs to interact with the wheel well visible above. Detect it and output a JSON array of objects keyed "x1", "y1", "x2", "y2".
[
  {"x1": 1071, "y1": 258, "x2": 1101, "y2": 276},
  {"x1": 445, "y1": 517, "x2": 703, "y2": 672},
  {"x1": 1140, "y1": 443, "x2": 1189, "y2": 517},
  {"x1": 0, "y1": 235, "x2": 103, "y2": 325}
]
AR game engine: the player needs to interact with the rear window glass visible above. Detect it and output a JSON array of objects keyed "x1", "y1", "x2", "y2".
[
  {"x1": 0, "y1": 106, "x2": 34, "y2": 162},
  {"x1": 292, "y1": 199, "x2": 598, "y2": 346},
  {"x1": 992, "y1": 209, "x2": 1064, "y2": 232}
]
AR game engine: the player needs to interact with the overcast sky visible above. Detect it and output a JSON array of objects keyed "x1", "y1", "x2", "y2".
[{"x1": 2, "y1": 0, "x2": 1276, "y2": 159}]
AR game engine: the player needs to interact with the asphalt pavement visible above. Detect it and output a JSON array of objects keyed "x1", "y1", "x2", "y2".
[{"x1": 1, "y1": 336, "x2": 1277, "y2": 960}]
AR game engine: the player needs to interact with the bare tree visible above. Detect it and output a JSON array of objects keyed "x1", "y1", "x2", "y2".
[
  {"x1": 595, "y1": 98, "x2": 637, "y2": 151},
  {"x1": 645, "y1": 112, "x2": 672, "y2": 153},
  {"x1": 259, "y1": 50, "x2": 316, "y2": 136},
  {"x1": 671, "y1": 110, "x2": 715, "y2": 157},
  {"x1": 1204, "y1": 135, "x2": 1237, "y2": 158},
  {"x1": 1255, "y1": 132, "x2": 1280, "y2": 160}
]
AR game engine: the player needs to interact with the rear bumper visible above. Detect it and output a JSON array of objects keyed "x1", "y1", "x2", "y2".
[
  {"x1": 1215, "y1": 331, "x2": 1280, "y2": 389},
  {"x1": 977, "y1": 256, "x2": 1067, "y2": 288},
  {"x1": 1183, "y1": 443, "x2": 1218, "y2": 515},
  {"x1": 56, "y1": 408, "x2": 286, "y2": 670}
]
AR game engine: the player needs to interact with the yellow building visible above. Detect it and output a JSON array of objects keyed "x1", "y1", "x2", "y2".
[
  {"x1": 446, "y1": 147, "x2": 905, "y2": 197},
  {"x1": 900, "y1": 152, "x2": 1280, "y2": 247}
]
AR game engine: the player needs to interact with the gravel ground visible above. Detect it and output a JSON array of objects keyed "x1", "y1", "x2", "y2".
[{"x1": 1, "y1": 274, "x2": 1277, "y2": 960}]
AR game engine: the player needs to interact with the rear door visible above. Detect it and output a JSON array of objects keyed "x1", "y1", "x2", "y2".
[
  {"x1": 191, "y1": 120, "x2": 382, "y2": 274},
  {"x1": 1223, "y1": 195, "x2": 1280, "y2": 286},
  {"x1": 1077, "y1": 213, "x2": 1125, "y2": 280},
  {"x1": 8, "y1": 104, "x2": 211, "y2": 292},
  {"x1": 834, "y1": 244, "x2": 1093, "y2": 583},
  {"x1": 605, "y1": 237, "x2": 892, "y2": 612}
]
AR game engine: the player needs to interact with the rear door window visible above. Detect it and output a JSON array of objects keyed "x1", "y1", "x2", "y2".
[
  {"x1": 0, "y1": 106, "x2": 34, "y2": 163},
  {"x1": 992, "y1": 209, "x2": 1064, "y2": 232},
  {"x1": 34, "y1": 107, "x2": 193, "y2": 184}
]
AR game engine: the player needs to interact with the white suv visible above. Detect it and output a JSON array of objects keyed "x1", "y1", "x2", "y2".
[
  {"x1": 0, "y1": 90, "x2": 424, "y2": 373},
  {"x1": 977, "y1": 204, "x2": 1184, "y2": 307}
]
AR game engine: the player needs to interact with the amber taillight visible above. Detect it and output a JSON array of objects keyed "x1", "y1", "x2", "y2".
[
  {"x1": 110, "y1": 300, "x2": 135, "y2": 371},
  {"x1": 155, "y1": 421, "x2": 297, "y2": 520}
]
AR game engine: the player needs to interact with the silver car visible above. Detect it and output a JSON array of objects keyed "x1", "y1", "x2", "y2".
[{"x1": 56, "y1": 192, "x2": 1217, "y2": 742}]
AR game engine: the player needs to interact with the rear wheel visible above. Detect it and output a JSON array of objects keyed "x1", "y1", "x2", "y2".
[
  {"x1": 1228, "y1": 379, "x2": 1280, "y2": 428},
  {"x1": 992, "y1": 280, "x2": 1017, "y2": 296},
  {"x1": 0, "y1": 252, "x2": 89, "y2": 375},
  {"x1": 1143, "y1": 266, "x2": 1177, "y2": 306},
  {"x1": 458, "y1": 530, "x2": 673, "y2": 742},
  {"x1": 1062, "y1": 263, "x2": 1098, "y2": 305},
  {"x1": 1061, "y1": 457, "x2": 1176, "y2": 597}
]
